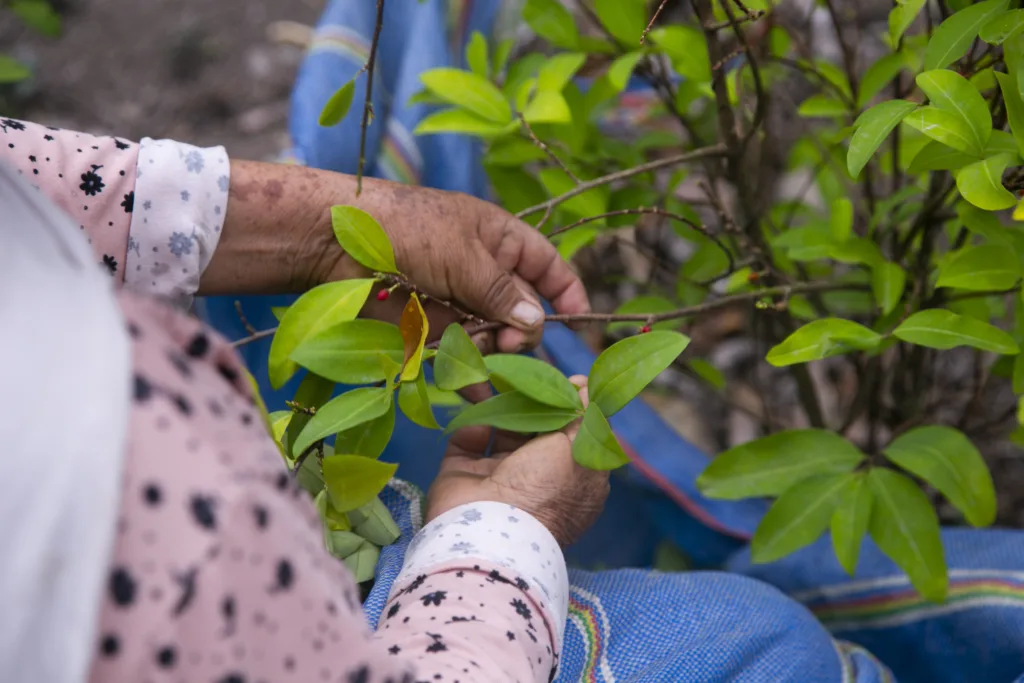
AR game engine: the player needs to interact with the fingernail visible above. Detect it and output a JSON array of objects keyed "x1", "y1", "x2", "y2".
[{"x1": 511, "y1": 301, "x2": 543, "y2": 327}]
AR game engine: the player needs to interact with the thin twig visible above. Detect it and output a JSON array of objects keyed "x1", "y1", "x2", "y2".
[
  {"x1": 234, "y1": 300, "x2": 257, "y2": 336},
  {"x1": 519, "y1": 114, "x2": 580, "y2": 183},
  {"x1": 641, "y1": 0, "x2": 671, "y2": 44},
  {"x1": 516, "y1": 144, "x2": 729, "y2": 219},
  {"x1": 233, "y1": 328, "x2": 276, "y2": 348},
  {"x1": 356, "y1": 0, "x2": 385, "y2": 196}
]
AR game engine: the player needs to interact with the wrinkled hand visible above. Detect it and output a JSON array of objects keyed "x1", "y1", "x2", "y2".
[
  {"x1": 319, "y1": 179, "x2": 591, "y2": 353},
  {"x1": 425, "y1": 377, "x2": 610, "y2": 546}
]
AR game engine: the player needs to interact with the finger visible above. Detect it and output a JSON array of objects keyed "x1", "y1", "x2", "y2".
[
  {"x1": 496, "y1": 275, "x2": 541, "y2": 352},
  {"x1": 457, "y1": 380, "x2": 493, "y2": 405},
  {"x1": 562, "y1": 379, "x2": 589, "y2": 442},
  {"x1": 455, "y1": 239, "x2": 545, "y2": 333},
  {"x1": 446, "y1": 424, "x2": 493, "y2": 455}
]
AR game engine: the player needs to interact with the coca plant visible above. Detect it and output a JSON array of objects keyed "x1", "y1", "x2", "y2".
[{"x1": 255, "y1": 0, "x2": 1024, "y2": 599}]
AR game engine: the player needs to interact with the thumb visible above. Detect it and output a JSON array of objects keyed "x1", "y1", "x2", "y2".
[{"x1": 459, "y1": 248, "x2": 544, "y2": 332}]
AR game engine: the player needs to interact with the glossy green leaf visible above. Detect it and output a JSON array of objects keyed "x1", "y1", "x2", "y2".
[
  {"x1": 883, "y1": 426, "x2": 996, "y2": 527},
  {"x1": 893, "y1": 308, "x2": 1020, "y2": 353},
  {"x1": 352, "y1": 497, "x2": 401, "y2": 545},
  {"x1": 996, "y1": 72, "x2": 1024, "y2": 157},
  {"x1": 924, "y1": 0, "x2": 1009, "y2": 70},
  {"x1": 444, "y1": 391, "x2": 579, "y2": 434},
  {"x1": 766, "y1": 319, "x2": 883, "y2": 367},
  {"x1": 484, "y1": 354, "x2": 582, "y2": 410},
  {"x1": 848, "y1": 100, "x2": 919, "y2": 178},
  {"x1": 867, "y1": 468, "x2": 948, "y2": 602},
  {"x1": 858, "y1": 53, "x2": 907, "y2": 107},
  {"x1": 797, "y1": 95, "x2": 847, "y2": 118},
  {"x1": 889, "y1": 0, "x2": 927, "y2": 45},
  {"x1": 648, "y1": 26, "x2": 711, "y2": 82},
  {"x1": 590, "y1": 331, "x2": 690, "y2": 416},
  {"x1": 697, "y1": 429, "x2": 866, "y2": 500},
  {"x1": 751, "y1": 474, "x2": 853, "y2": 564},
  {"x1": 957, "y1": 154, "x2": 1019, "y2": 210},
  {"x1": 831, "y1": 197, "x2": 854, "y2": 241},
  {"x1": 608, "y1": 52, "x2": 643, "y2": 92},
  {"x1": 294, "y1": 387, "x2": 394, "y2": 455},
  {"x1": 414, "y1": 108, "x2": 514, "y2": 137},
  {"x1": 523, "y1": 90, "x2": 572, "y2": 124},
  {"x1": 831, "y1": 474, "x2": 873, "y2": 575},
  {"x1": 284, "y1": 373, "x2": 336, "y2": 455},
  {"x1": 330, "y1": 206, "x2": 399, "y2": 273},
  {"x1": 539, "y1": 168, "x2": 608, "y2": 217},
  {"x1": 290, "y1": 319, "x2": 405, "y2": 385},
  {"x1": 10, "y1": 0, "x2": 61, "y2": 36},
  {"x1": 902, "y1": 107, "x2": 982, "y2": 155},
  {"x1": 523, "y1": 0, "x2": 579, "y2": 49},
  {"x1": 268, "y1": 279, "x2": 374, "y2": 388},
  {"x1": 980, "y1": 9, "x2": 1024, "y2": 43},
  {"x1": 936, "y1": 245, "x2": 1021, "y2": 290},
  {"x1": 572, "y1": 404, "x2": 629, "y2": 470},
  {"x1": 594, "y1": 0, "x2": 645, "y2": 45},
  {"x1": 958, "y1": 201, "x2": 1012, "y2": 245},
  {"x1": 319, "y1": 80, "x2": 356, "y2": 127},
  {"x1": 872, "y1": 262, "x2": 907, "y2": 315},
  {"x1": 315, "y1": 490, "x2": 352, "y2": 532},
  {"x1": 420, "y1": 68, "x2": 512, "y2": 123},
  {"x1": 323, "y1": 454, "x2": 397, "y2": 513},
  {"x1": 688, "y1": 358, "x2": 726, "y2": 390},
  {"x1": 494, "y1": 38, "x2": 515, "y2": 76},
  {"x1": 907, "y1": 141, "x2": 977, "y2": 173},
  {"x1": 398, "y1": 372, "x2": 440, "y2": 429},
  {"x1": 538, "y1": 52, "x2": 586, "y2": 92},
  {"x1": 916, "y1": 69, "x2": 992, "y2": 151},
  {"x1": 466, "y1": 31, "x2": 489, "y2": 78},
  {"x1": 335, "y1": 400, "x2": 395, "y2": 460},
  {"x1": 434, "y1": 324, "x2": 489, "y2": 390},
  {"x1": 0, "y1": 55, "x2": 29, "y2": 83},
  {"x1": 608, "y1": 296, "x2": 679, "y2": 332}
]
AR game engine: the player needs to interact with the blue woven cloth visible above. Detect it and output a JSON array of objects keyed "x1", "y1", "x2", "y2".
[{"x1": 197, "y1": 1, "x2": 1024, "y2": 680}]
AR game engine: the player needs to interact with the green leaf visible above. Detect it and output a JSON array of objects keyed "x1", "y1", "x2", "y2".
[
  {"x1": 608, "y1": 296, "x2": 678, "y2": 332},
  {"x1": 867, "y1": 468, "x2": 948, "y2": 602},
  {"x1": 607, "y1": 52, "x2": 643, "y2": 92},
  {"x1": 494, "y1": 38, "x2": 515, "y2": 76},
  {"x1": 330, "y1": 206, "x2": 398, "y2": 274},
  {"x1": 539, "y1": 168, "x2": 608, "y2": 217},
  {"x1": 883, "y1": 426, "x2": 996, "y2": 527},
  {"x1": 798, "y1": 95, "x2": 847, "y2": 118},
  {"x1": 594, "y1": 0, "x2": 645, "y2": 45},
  {"x1": 889, "y1": 0, "x2": 927, "y2": 45},
  {"x1": 294, "y1": 387, "x2": 394, "y2": 455},
  {"x1": 830, "y1": 197, "x2": 854, "y2": 241},
  {"x1": 848, "y1": 100, "x2": 919, "y2": 178},
  {"x1": 284, "y1": 373, "x2": 336, "y2": 455},
  {"x1": 398, "y1": 372, "x2": 440, "y2": 429},
  {"x1": 915, "y1": 69, "x2": 992, "y2": 151},
  {"x1": 10, "y1": 0, "x2": 61, "y2": 36},
  {"x1": 907, "y1": 141, "x2": 977, "y2": 173},
  {"x1": 831, "y1": 474, "x2": 873, "y2": 575},
  {"x1": 936, "y1": 244, "x2": 1021, "y2": 290},
  {"x1": 572, "y1": 404, "x2": 629, "y2": 470},
  {"x1": 315, "y1": 490, "x2": 352, "y2": 532},
  {"x1": 766, "y1": 319, "x2": 883, "y2": 367},
  {"x1": 902, "y1": 107, "x2": 983, "y2": 155},
  {"x1": 319, "y1": 80, "x2": 356, "y2": 127},
  {"x1": 444, "y1": 391, "x2": 579, "y2": 434},
  {"x1": 523, "y1": 0, "x2": 579, "y2": 49},
  {"x1": 688, "y1": 358, "x2": 726, "y2": 390},
  {"x1": 751, "y1": 474, "x2": 854, "y2": 564},
  {"x1": 323, "y1": 454, "x2": 397, "y2": 512},
  {"x1": 958, "y1": 201, "x2": 1013, "y2": 245},
  {"x1": 290, "y1": 319, "x2": 405, "y2": 385},
  {"x1": 893, "y1": 308, "x2": 1020, "y2": 353},
  {"x1": 420, "y1": 68, "x2": 512, "y2": 123},
  {"x1": 0, "y1": 55, "x2": 30, "y2": 83},
  {"x1": 466, "y1": 31, "x2": 490, "y2": 78},
  {"x1": 590, "y1": 331, "x2": 690, "y2": 416},
  {"x1": 538, "y1": 52, "x2": 586, "y2": 92},
  {"x1": 414, "y1": 108, "x2": 514, "y2": 137},
  {"x1": 335, "y1": 401, "x2": 395, "y2": 459},
  {"x1": 872, "y1": 262, "x2": 907, "y2": 315},
  {"x1": 924, "y1": 0, "x2": 1009, "y2": 70},
  {"x1": 697, "y1": 429, "x2": 866, "y2": 500},
  {"x1": 434, "y1": 324, "x2": 489, "y2": 391},
  {"x1": 648, "y1": 26, "x2": 711, "y2": 82},
  {"x1": 343, "y1": 540, "x2": 381, "y2": 582},
  {"x1": 858, "y1": 53, "x2": 907, "y2": 107},
  {"x1": 269, "y1": 279, "x2": 374, "y2": 388},
  {"x1": 352, "y1": 497, "x2": 401, "y2": 545},
  {"x1": 523, "y1": 90, "x2": 572, "y2": 124},
  {"x1": 957, "y1": 154, "x2": 1019, "y2": 210},
  {"x1": 997, "y1": 72, "x2": 1024, "y2": 158},
  {"x1": 980, "y1": 9, "x2": 1024, "y2": 43},
  {"x1": 484, "y1": 354, "x2": 582, "y2": 410}
]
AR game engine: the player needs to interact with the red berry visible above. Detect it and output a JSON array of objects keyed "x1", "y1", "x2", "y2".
[
  {"x1": 376, "y1": 289, "x2": 390, "y2": 301},
  {"x1": 747, "y1": 272, "x2": 759, "y2": 282},
  {"x1": 640, "y1": 325, "x2": 652, "y2": 334}
]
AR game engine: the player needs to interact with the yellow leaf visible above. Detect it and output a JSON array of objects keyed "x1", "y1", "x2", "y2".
[
  {"x1": 1014, "y1": 197, "x2": 1024, "y2": 222},
  {"x1": 399, "y1": 293, "x2": 429, "y2": 383}
]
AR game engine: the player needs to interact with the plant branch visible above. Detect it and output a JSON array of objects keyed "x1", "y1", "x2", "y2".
[
  {"x1": 519, "y1": 114, "x2": 580, "y2": 183},
  {"x1": 356, "y1": 0, "x2": 385, "y2": 196},
  {"x1": 641, "y1": 0, "x2": 671, "y2": 44}
]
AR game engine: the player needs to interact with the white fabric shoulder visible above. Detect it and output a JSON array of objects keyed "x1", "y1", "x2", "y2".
[
  {"x1": 125, "y1": 137, "x2": 230, "y2": 309},
  {"x1": 0, "y1": 161, "x2": 132, "y2": 683},
  {"x1": 396, "y1": 501, "x2": 569, "y2": 643}
]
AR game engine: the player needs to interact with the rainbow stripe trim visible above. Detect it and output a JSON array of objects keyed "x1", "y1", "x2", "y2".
[
  {"x1": 309, "y1": 25, "x2": 370, "y2": 64},
  {"x1": 447, "y1": 0, "x2": 474, "y2": 65},
  {"x1": 567, "y1": 587, "x2": 614, "y2": 682},
  {"x1": 794, "y1": 570, "x2": 1024, "y2": 632},
  {"x1": 378, "y1": 119, "x2": 423, "y2": 186}
]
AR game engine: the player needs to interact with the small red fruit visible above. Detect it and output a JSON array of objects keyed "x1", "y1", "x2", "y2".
[
  {"x1": 747, "y1": 271, "x2": 759, "y2": 283},
  {"x1": 640, "y1": 325, "x2": 652, "y2": 334},
  {"x1": 376, "y1": 289, "x2": 390, "y2": 301}
]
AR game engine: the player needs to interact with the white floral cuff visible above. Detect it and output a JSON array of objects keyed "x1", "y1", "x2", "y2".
[
  {"x1": 396, "y1": 502, "x2": 569, "y2": 643},
  {"x1": 125, "y1": 138, "x2": 230, "y2": 308}
]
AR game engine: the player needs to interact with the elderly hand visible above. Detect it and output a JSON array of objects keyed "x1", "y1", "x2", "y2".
[{"x1": 424, "y1": 377, "x2": 610, "y2": 546}]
